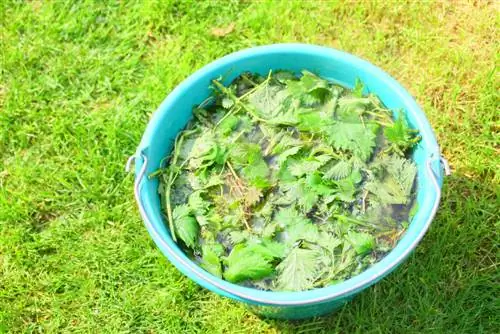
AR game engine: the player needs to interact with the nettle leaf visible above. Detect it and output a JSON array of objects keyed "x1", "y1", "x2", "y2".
[
  {"x1": 287, "y1": 71, "x2": 330, "y2": 97},
  {"x1": 297, "y1": 111, "x2": 332, "y2": 132},
  {"x1": 288, "y1": 159, "x2": 322, "y2": 177},
  {"x1": 366, "y1": 156, "x2": 417, "y2": 205},
  {"x1": 333, "y1": 170, "x2": 362, "y2": 203},
  {"x1": 337, "y1": 97, "x2": 372, "y2": 123},
  {"x1": 273, "y1": 207, "x2": 311, "y2": 228},
  {"x1": 178, "y1": 137, "x2": 196, "y2": 160},
  {"x1": 224, "y1": 252, "x2": 273, "y2": 283},
  {"x1": 384, "y1": 156, "x2": 417, "y2": 198},
  {"x1": 188, "y1": 191, "x2": 209, "y2": 216},
  {"x1": 228, "y1": 143, "x2": 261, "y2": 166},
  {"x1": 288, "y1": 155, "x2": 332, "y2": 177},
  {"x1": 276, "y1": 247, "x2": 319, "y2": 291},
  {"x1": 257, "y1": 200, "x2": 274, "y2": 218},
  {"x1": 277, "y1": 180, "x2": 319, "y2": 212},
  {"x1": 352, "y1": 78, "x2": 365, "y2": 98},
  {"x1": 242, "y1": 160, "x2": 271, "y2": 189},
  {"x1": 384, "y1": 111, "x2": 420, "y2": 154},
  {"x1": 173, "y1": 205, "x2": 199, "y2": 249},
  {"x1": 248, "y1": 85, "x2": 290, "y2": 118},
  {"x1": 346, "y1": 231, "x2": 375, "y2": 254},
  {"x1": 338, "y1": 96, "x2": 372, "y2": 112},
  {"x1": 316, "y1": 232, "x2": 342, "y2": 253},
  {"x1": 222, "y1": 97, "x2": 234, "y2": 109},
  {"x1": 244, "y1": 186, "x2": 263, "y2": 206},
  {"x1": 320, "y1": 91, "x2": 339, "y2": 117},
  {"x1": 260, "y1": 221, "x2": 278, "y2": 238},
  {"x1": 299, "y1": 70, "x2": 330, "y2": 92},
  {"x1": 274, "y1": 70, "x2": 296, "y2": 83},
  {"x1": 189, "y1": 133, "x2": 227, "y2": 169},
  {"x1": 306, "y1": 172, "x2": 334, "y2": 196},
  {"x1": 276, "y1": 146, "x2": 302, "y2": 167},
  {"x1": 325, "y1": 122, "x2": 378, "y2": 161},
  {"x1": 223, "y1": 242, "x2": 284, "y2": 283},
  {"x1": 201, "y1": 243, "x2": 223, "y2": 278},
  {"x1": 271, "y1": 133, "x2": 302, "y2": 155},
  {"x1": 323, "y1": 159, "x2": 352, "y2": 180},
  {"x1": 217, "y1": 115, "x2": 239, "y2": 136},
  {"x1": 285, "y1": 220, "x2": 320, "y2": 245},
  {"x1": 284, "y1": 71, "x2": 333, "y2": 107},
  {"x1": 189, "y1": 133, "x2": 216, "y2": 159},
  {"x1": 229, "y1": 230, "x2": 251, "y2": 244},
  {"x1": 228, "y1": 142, "x2": 271, "y2": 189},
  {"x1": 297, "y1": 191, "x2": 319, "y2": 212},
  {"x1": 365, "y1": 179, "x2": 406, "y2": 205},
  {"x1": 248, "y1": 240, "x2": 287, "y2": 259}
]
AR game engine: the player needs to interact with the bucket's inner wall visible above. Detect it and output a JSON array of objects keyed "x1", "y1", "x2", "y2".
[{"x1": 136, "y1": 46, "x2": 441, "y2": 303}]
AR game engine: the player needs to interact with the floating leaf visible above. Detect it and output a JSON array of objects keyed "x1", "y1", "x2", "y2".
[
  {"x1": 346, "y1": 231, "x2": 375, "y2": 254},
  {"x1": 325, "y1": 122, "x2": 378, "y2": 161},
  {"x1": 201, "y1": 244, "x2": 223, "y2": 277},
  {"x1": 384, "y1": 111, "x2": 421, "y2": 155},
  {"x1": 223, "y1": 242, "x2": 283, "y2": 283}
]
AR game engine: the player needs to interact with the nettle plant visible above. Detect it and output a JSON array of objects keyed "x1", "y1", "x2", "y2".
[{"x1": 156, "y1": 70, "x2": 421, "y2": 292}]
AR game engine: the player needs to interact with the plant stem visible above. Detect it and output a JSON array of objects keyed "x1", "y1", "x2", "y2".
[
  {"x1": 363, "y1": 110, "x2": 393, "y2": 125},
  {"x1": 334, "y1": 214, "x2": 372, "y2": 227},
  {"x1": 211, "y1": 72, "x2": 273, "y2": 124},
  {"x1": 226, "y1": 161, "x2": 251, "y2": 230},
  {"x1": 226, "y1": 161, "x2": 240, "y2": 183},
  {"x1": 165, "y1": 129, "x2": 197, "y2": 241},
  {"x1": 165, "y1": 139, "x2": 182, "y2": 242},
  {"x1": 215, "y1": 105, "x2": 241, "y2": 127}
]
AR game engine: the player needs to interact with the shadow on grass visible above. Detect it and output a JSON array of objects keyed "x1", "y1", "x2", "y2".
[{"x1": 260, "y1": 173, "x2": 498, "y2": 333}]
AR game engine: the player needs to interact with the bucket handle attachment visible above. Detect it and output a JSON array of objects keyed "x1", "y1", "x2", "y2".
[
  {"x1": 425, "y1": 155, "x2": 450, "y2": 211},
  {"x1": 126, "y1": 151, "x2": 149, "y2": 214},
  {"x1": 440, "y1": 155, "x2": 451, "y2": 176}
]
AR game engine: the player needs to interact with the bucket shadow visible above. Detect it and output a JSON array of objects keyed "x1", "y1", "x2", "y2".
[{"x1": 261, "y1": 173, "x2": 497, "y2": 332}]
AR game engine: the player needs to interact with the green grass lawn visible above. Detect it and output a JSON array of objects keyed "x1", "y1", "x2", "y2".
[{"x1": 1, "y1": 1, "x2": 498, "y2": 333}]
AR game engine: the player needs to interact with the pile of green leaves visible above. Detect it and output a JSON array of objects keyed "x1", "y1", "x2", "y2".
[{"x1": 157, "y1": 70, "x2": 421, "y2": 291}]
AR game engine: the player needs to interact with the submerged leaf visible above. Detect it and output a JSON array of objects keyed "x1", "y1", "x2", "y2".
[
  {"x1": 366, "y1": 156, "x2": 417, "y2": 205},
  {"x1": 273, "y1": 207, "x2": 311, "y2": 228},
  {"x1": 325, "y1": 122, "x2": 378, "y2": 161},
  {"x1": 323, "y1": 159, "x2": 352, "y2": 180},
  {"x1": 173, "y1": 205, "x2": 199, "y2": 249},
  {"x1": 285, "y1": 220, "x2": 320, "y2": 246},
  {"x1": 278, "y1": 180, "x2": 319, "y2": 212},
  {"x1": 276, "y1": 247, "x2": 319, "y2": 291},
  {"x1": 248, "y1": 85, "x2": 290, "y2": 118},
  {"x1": 242, "y1": 160, "x2": 271, "y2": 189}
]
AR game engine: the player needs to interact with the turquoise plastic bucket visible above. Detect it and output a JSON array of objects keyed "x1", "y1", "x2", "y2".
[{"x1": 127, "y1": 44, "x2": 448, "y2": 319}]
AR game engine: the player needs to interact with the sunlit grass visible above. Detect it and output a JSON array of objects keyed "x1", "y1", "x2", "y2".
[{"x1": 1, "y1": 1, "x2": 497, "y2": 332}]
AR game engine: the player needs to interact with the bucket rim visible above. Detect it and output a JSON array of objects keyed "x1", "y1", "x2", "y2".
[{"x1": 132, "y1": 43, "x2": 446, "y2": 306}]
